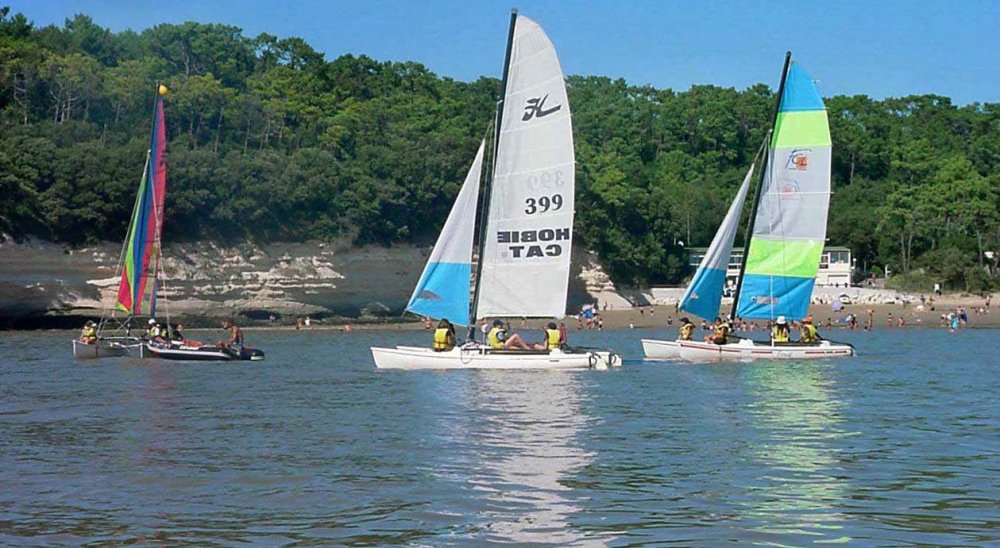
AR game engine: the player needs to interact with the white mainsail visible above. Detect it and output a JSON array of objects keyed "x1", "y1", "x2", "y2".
[{"x1": 476, "y1": 15, "x2": 574, "y2": 319}]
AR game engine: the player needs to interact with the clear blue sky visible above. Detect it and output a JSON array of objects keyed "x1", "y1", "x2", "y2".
[{"x1": 9, "y1": 0, "x2": 999, "y2": 104}]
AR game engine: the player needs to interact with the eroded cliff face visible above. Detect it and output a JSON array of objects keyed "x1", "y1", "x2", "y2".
[
  {"x1": 0, "y1": 240, "x2": 620, "y2": 328},
  {"x1": 0, "y1": 240, "x2": 426, "y2": 327}
]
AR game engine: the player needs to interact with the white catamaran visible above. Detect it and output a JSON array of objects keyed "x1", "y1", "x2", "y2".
[
  {"x1": 643, "y1": 53, "x2": 854, "y2": 362},
  {"x1": 372, "y1": 10, "x2": 620, "y2": 370}
]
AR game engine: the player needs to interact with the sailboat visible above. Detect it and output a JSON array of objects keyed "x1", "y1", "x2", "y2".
[
  {"x1": 643, "y1": 53, "x2": 854, "y2": 361},
  {"x1": 372, "y1": 10, "x2": 620, "y2": 370},
  {"x1": 72, "y1": 84, "x2": 169, "y2": 359}
]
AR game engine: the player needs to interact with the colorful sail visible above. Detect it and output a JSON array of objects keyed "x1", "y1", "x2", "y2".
[
  {"x1": 737, "y1": 63, "x2": 831, "y2": 320},
  {"x1": 405, "y1": 140, "x2": 484, "y2": 326},
  {"x1": 116, "y1": 93, "x2": 167, "y2": 315},
  {"x1": 680, "y1": 165, "x2": 755, "y2": 321},
  {"x1": 476, "y1": 15, "x2": 574, "y2": 319}
]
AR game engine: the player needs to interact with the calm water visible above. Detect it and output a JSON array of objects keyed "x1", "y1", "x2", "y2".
[{"x1": 1, "y1": 327, "x2": 998, "y2": 545}]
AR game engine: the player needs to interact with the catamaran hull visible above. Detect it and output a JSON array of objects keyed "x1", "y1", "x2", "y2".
[
  {"x1": 72, "y1": 339, "x2": 130, "y2": 359},
  {"x1": 146, "y1": 343, "x2": 265, "y2": 362},
  {"x1": 73, "y1": 340, "x2": 149, "y2": 360},
  {"x1": 372, "y1": 346, "x2": 621, "y2": 371},
  {"x1": 677, "y1": 339, "x2": 854, "y2": 362},
  {"x1": 641, "y1": 339, "x2": 681, "y2": 360}
]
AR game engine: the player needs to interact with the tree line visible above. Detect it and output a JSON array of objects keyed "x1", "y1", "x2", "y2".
[{"x1": 1, "y1": 8, "x2": 997, "y2": 291}]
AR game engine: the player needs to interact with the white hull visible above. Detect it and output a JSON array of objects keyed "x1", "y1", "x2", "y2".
[
  {"x1": 641, "y1": 339, "x2": 681, "y2": 360},
  {"x1": 371, "y1": 346, "x2": 621, "y2": 371},
  {"x1": 677, "y1": 339, "x2": 854, "y2": 362},
  {"x1": 72, "y1": 338, "x2": 145, "y2": 359}
]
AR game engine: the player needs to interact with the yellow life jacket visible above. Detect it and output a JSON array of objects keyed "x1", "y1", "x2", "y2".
[
  {"x1": 800, "y1": 324, "x2": 818, "y2": 343},
  {"x1": 546, "y1": 328, "x2": 561, "y2": 350},
  {"x1": 81, "y1": 326, "x2": 96, "y2": 338},
  {"x1": 715, "y1": 324, "x2": 730, "y2": 338},
  {"x1": 487, "y1": 327, "x2": 506, "y2": 349},
  {"x1": 772, "y1": 326, "x2": 789, "y2": 343},
  {"x1": 679, "y1": 323, "x2": 694, "y2": 340},
  {"x1": 433, "y1": 328, "x2": 451, "y2": 351},
  {"x1": 147, "y1": 326, "x2": 160, "y2": 338}
]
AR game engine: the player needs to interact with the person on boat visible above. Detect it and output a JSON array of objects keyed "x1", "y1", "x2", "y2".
[
  {"x1": 533, "y1": 322, "x2": 563, "y2": 351},
  {"x1": 146, "y1": 318, "x2": 166, "y2": 343},
  {"x1": 432, "y1": 319, "x2": 457, "y2": 352},
  {"x1": 799, "y1": 316, "x2": 821, "y2": 343},
  {"x1": 218, "y1": 319, "x2": 245, "y2": 349},
  {"x1": 704, "y1": 317, "x2": 730, "y2": 345},
  {"x1": 79, "y1": 320, "x2": 97, "y2": 344},
  {"x1": 772, "y1": 316, "x2": 790, "y2": 343},
  {"x1": 678, "y1": 317, "x2": 695, "y2": 341},
  {"x1": 487, "y1": 319, "x2": 531, "y2": 350}
]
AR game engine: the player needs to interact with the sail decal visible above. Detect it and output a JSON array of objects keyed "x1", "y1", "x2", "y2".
[
  {"x1": 476, "y1": 15, "x2": 574, "y2": 319},
  {"x1": 737, "y1": 63, "x2": 830, "y2": 320},
  {"x1": 116, "y1": 94, "x2": 167, "y2": 316},
  {"x1": 406, "y1": 141, "x2": 484, "y2": 326},
  {"x1": 679, "y1": 165, "x2": 754, "y2": 321}
]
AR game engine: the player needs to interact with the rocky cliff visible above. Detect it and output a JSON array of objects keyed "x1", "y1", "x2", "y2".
[{"x1": 0, "y1": 240, "x2": 616, "y2": 328}]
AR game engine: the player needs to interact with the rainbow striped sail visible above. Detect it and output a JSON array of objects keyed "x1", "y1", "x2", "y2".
[
  {"x1": 116, "y1": 92, "x2": 167, "y2": 316},
  {"x1": 736, "y1": 63, "x2": 831, "y2": 320}
]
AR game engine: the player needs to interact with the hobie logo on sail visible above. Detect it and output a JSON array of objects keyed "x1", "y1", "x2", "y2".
[
  {"x1": 522, "y1": 94, "x2": 562, "y2": 121},
  {"x1": 786, "y1": 149, "x2": 811, "y2": 171},
  {"x1": 497, "y1": 227, "x2": 570, "y2": 258}
]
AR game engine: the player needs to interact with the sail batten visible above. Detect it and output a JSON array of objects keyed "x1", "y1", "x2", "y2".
[
  {"x1": 736, "y1": 63, "x2": 831, "y2": 321},
  {"x1": 475, "y1": 15, "x2": 574, "y2": 320},
  {"x1": 115, "y1": 94, "x2": 167, "y2": 316}
]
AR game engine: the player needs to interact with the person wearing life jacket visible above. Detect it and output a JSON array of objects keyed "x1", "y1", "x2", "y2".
[
  {"x1": 533, "y1": 321, "x2": 562, "y2": 351},
  {"x1": 79, "y1": 320, "x2": 97, "y2": 344},
  {"x1": 678, "y1": 317, "x2": 695, "y2": 341},
  {"x1": 432, "y1": 318, "x2": 456, "y2": 352},
  {"x1": 486, "y1": 319, "x2": 530, "y2": 350},
  {"x1": 799, "y1": 316, "x2": 820, "y2": 343},
  {"x1": 704, "y1": 317, "x2": 731, "y2": 345},
  {"x1": 146, "y1": 318, "x2": 166, "y2": 342},
  {"x1": 772, "y1": 315, "x2": 790, "y2": 343}
]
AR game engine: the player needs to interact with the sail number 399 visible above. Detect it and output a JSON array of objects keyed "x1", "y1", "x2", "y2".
[{"x1": 524, "y1": 194, "x2": 563, "y2": 215}]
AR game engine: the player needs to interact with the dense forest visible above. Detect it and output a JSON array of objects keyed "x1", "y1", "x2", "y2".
[{"x1": 1, "y1": 8, "x2": 998, "y2": 290}]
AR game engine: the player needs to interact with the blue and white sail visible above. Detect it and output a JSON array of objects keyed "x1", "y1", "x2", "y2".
[
  {"x1": 405, "y1": 140, "x2": 484, "y2": 326},
  {"x1": 679, "y1": 165, "x2": 755, "y2": 321}
]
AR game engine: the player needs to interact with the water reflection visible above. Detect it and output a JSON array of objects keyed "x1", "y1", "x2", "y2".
[
  {"x1": 438, "y1": 371, "x2": 603, "y2": 545},
  {"x1": 740, "y1": 362, "x2": 852, "y2": 542}
]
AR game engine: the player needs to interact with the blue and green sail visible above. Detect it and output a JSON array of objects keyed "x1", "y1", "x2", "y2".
[{"x1": 736, "y1": 63, "x2": 831, "y2": 320}]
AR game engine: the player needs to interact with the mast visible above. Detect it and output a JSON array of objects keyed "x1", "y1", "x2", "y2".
[
  {"x1": 469, "y1": 8, "x2": 518, "y2": 337},
  {"x1": 729, "y1": 51, "x2": 791, "y2": 322}
]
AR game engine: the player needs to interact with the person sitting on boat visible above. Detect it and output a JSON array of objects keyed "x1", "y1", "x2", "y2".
[
  {"x1": 487, "y1": 319, "x2": 531, "y2": 350},
  {"x1": 704, "y1": 317, "x2": 731, "y2": 345},
  {"x1": 799, "y1": 316, "x2": 821, "y2": 343},
  {"x1": 532, "y1": 322, "x2": 563, "y2": 351},
  {"x1": 772, "y1": 316, "x2": 790, "y2": 343},
  {"x1": 218, "y1": 319, "x2": 244, "y2": 349},
  {"x1": 79, "y1": 320, "x2": 97, "y2": 344},
  {"x1": 146, "y1": 318, "x2": 166, "y2": 343},
  {"x1": 432, "y1": 319, "x2": 457, "y2": 352},
  {"x1": 678, "y1": 317, "x2": 695, "y2": 341},
  {"x1": 169, "y1": 323, "x2": 185, "y2": 342}
]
